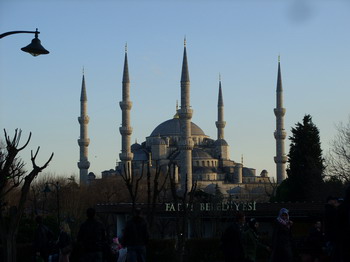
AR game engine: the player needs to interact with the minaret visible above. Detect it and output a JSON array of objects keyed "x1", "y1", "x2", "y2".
[
  {"x1": 177, "y1": 39, "x2": 194, "y2": 192},
  {"x1": 77, "y1": 71, "x2": 90, "y2": 185},
  {"x1": 119, "y1": 44, "x2": 133, "y2": 177},
  {"x1": 216, "y1": 75, "x2": 226, "y2": 140},
  {"x1": 274, "y1": 56, "x2": 287, "y2": 183}
]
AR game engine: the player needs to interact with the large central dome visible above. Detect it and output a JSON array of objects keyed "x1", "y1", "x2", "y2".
[{"x1": 150, "y1": 118, "x2": 206, "y2": 137}]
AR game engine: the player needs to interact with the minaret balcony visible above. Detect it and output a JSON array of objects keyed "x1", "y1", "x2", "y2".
[
  {"x1": 119, "y1": 101, "x2": 133, "y2": 110},
  {"x1": 274, "y1": 155, "x2": 288, "y2": 163},
  {"x1": 78, "y1": 138, "x2": 90, "y2": 146},
  {"x1": 78, "y1": 116, "x2": 90, "y2": 124},
  {"x1": 119, "y1": 152, "x2": 134, "y2": 161},
  {"x1": 77, "y1": 160, "x2": 90, "y2": 169},
  {"x1": 119, "y1": 126, "x2": 133, "y2": 135},
  {"x1": 274, "y1": 130, "x2": 287, "y2": 139},
  {"x1": 215, "y1": 121, "x2": 226, "y2": 128},
  {"x1": 274, "y1": 108, "x2": 286, "y2": 117},
  {"x1": 178, "y1": 108, "x2": 193, "y2": 119}
]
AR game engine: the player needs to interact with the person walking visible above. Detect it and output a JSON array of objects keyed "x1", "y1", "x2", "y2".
[
  {"x1": 122, "y1": 208, "x2": 149, "y2": 262},
  {"x1": 57, "y1": 222, "x2": 72, "y2": 262},
  {"x1": 221, "y1": 211, "x2": 246, "y2": 262},
  {"x1": 33, "y1": 215, "x2": 54, "y2": 262},
  {"x1": 77, "y1": 208, "x2": 107, "y2": 262},
  {"x1": 270, "y1": 208, "x2": 294, "y2": 262},
  {"x1": 243, "y1": 218, "x2": 270, "y2": 262}
]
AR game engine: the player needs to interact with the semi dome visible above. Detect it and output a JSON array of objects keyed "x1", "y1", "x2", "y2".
[
  {"x1": 192, "y1": 148, "x2": 212, "y2": 159},
  {"x1": 150, "y1": 118, "x2": 206, "y2": 137},
  {"x1": 260, "y1": 170, "x2": 268, "y2": 177},
  {"x1": 131, "y1": 142, "x2": 142, "y2": 152},
  {"x1": 203, "y1": 183, "x2": 222, "y2": 195},
  {"x1": 227, "y1": 186, "x2": 248, "y2": 194},
  {"x1": 214, "y1": 139, "x2": 228, "y2": 146}
]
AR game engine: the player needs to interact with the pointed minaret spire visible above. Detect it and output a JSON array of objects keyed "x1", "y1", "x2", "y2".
[
  {"x1": 178, "y1": 39, "x2": 194, "y2": 192},
  {"x1": 80, "y1": 70, "x2": 87, "y2": 101},
  {"x1": 78, "y1": 71, "x2": 90, "y2": 185},
  {"x1": 181, "y1": 38, "x2": 190, "y2": 84},
  {"x1": 274, "y1": 56, "x2": 287, "y2": 183},
  {"x1": 122, "y1": 43, "x2": 130, "y2": 85},
  {"x1": 276, "y1": 56, "x2": 283, "y2": 107},
  {"x1": 216, "y1": 74, "x2": 226, "y2": 140},
  {"x1": 119, "y1": 44, "x2": 133, "y2": 177}
]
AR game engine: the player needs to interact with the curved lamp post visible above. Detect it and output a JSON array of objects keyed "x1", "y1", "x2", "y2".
[{"x1": 0, "y1": 28, "x2": 49, "y2": 56}]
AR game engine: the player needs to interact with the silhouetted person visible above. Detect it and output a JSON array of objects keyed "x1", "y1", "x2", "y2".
[
  {"x1": 336, "y1": 186, "x2": 350, "y2": 262},
  {"x1": 33, "y1": 215, "x2": 54, "y2": 262},
  {"x1": 324, "y1": 196, "x2": 339, "y2": 260},
  {"x1": 306, "y1": 220, "x2": 324, "y2": 262},
  {"x1": 122, "y1": 208, "x2": 149, "y2": 262},
  {"x1": 243, "y1": 218, "x2": 270, "y2": 262},
  {"x1": 270, "y1": 208, "x2": 293, "y2": 262},
  {"x1": 221, "y1": 211, "x2": 246, "y2": 262},
  {"x1": 77, "y1": 208, "x2": 107, "y2": 262},
  {"x1": 58, "y1": 222, "x2": 72, "y2": 262}
]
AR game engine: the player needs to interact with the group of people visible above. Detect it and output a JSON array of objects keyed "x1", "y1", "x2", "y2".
[
  {"x1": 323, "y1": 188, "x2": 350, "y2": 262},
  {"x1": 33, "y1": 186, "x2": 350, "y2": 262},
  {"x1": 33, "y1": 207, "x2": 149, "y2": 262},
  {"x1": 33, "y1": 216, "x2": 72, "y2": 262},
  {"x1": 221, "y1": 209, "x2": 292, "y2": 262},
  {"x1": 221, "y1": 186, "x2": 350, "y2": 262}
]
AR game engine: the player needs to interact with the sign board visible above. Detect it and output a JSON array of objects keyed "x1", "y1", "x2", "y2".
[{"x1": 164, "y1": 201, "x2": 257, "y2": 212}]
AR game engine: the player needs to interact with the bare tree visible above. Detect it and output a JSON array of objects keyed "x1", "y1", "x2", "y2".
[
  {"x1": 118, "y1": 159, "x2": 170, "y2": 231},
  {"x1": 146, "y1": 161, "x2": 170, "y2": 230},
  {"x1": 118, "y1": 162, "x2": 145, "y2": 213},
  {"x1": 0, "y1": 129, "x2": 53, "y2": 262},
  {"x1": 265, "y1": 177, "x2": 278, "y2": 201},
  {"x1": 169, "y1": 165, "x2": 197, "y2": 262},
  {"x1": 326, "y1": 117, "x2": 350, "y2": 183}
]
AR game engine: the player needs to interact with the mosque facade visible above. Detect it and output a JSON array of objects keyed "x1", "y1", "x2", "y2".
[{"x1": 77, "y1": 43, "x2": 287, "y2": 200}]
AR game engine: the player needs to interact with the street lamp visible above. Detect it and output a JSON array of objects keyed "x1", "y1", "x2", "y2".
[{"x1": 0, "y1": 28, "x2": 49, "y2": 56}]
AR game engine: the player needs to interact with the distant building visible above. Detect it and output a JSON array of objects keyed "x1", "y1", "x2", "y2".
[{"x1": 78, "y1": 42, "x2": 287, "y2": 200}]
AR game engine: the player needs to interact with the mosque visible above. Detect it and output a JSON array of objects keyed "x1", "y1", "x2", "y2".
[{"x1": 77, "y1": 42, "x2": 287, "y2": 200}]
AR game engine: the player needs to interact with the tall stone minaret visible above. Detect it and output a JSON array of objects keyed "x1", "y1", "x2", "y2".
[
  {"x1": 178, "y1": 39, "x2": 194, "y2": 192},
  {"x1": 77, "y1": 71, "x2": 90, "y2": 185},
  {"x1": 216, "y1": 75, "x2": 226, "y2": 140},
  {"x1": 119, "y1": 45, "x2": 133, "y2": 177},
  {"x1": 215, "y1": 75, "x2": 230, "y2": 161},
  {"x1": 274, "y1": 57, "x2": 287, "y2": 183}
]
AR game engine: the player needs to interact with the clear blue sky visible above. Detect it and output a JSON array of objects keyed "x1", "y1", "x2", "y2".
[{"x1": 1, "y1": 0, "x2": 349, "y2": 180}]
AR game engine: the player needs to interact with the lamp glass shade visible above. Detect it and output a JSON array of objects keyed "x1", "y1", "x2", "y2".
[{"x1": 21, "y1": 36, "x2": 49, "y2": 57}]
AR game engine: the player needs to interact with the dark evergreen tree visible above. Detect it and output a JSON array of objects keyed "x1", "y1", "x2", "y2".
[{"x1": 276, "y1": 115, "x2": 325, "y2": 202}]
